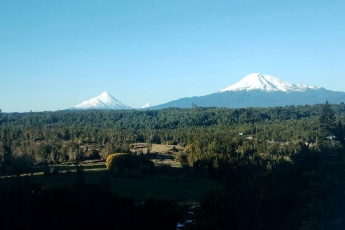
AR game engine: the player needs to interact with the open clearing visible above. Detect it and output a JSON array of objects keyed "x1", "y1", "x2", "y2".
[{"x1": 0, "y1": 144, "x2": 222, "y2": 204}]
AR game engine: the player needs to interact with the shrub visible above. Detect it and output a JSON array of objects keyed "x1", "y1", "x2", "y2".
[
  {"x1": 105, "y1": 153, "x2": 125, "y2": 169},
  {"x1": 106, "y1": 153, "x2": 154, "y2": 174}
]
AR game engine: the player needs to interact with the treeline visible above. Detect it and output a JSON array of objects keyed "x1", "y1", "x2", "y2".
[
  {"x1": 1, "y1": 103, "x2": 345, "y2": 174},
  {"x1": 2, "y1": 103, "x2": 345, "y2": 129}
]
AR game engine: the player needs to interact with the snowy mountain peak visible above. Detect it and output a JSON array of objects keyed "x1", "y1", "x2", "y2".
[
  {"x1": 100, "y1": 91, "x2": 111, "y2": 98},
  {"x1": 73, "y1": 91, "x2": 132, "y2": 110},
  {"x1": 220, "y1": 73, "x2": 318, "y2": 93},
  {"x1": 141, "y1": 102, "x2": 151, "y2": 108},
  {"x1": 97, "y1": 91, "x2": 117, "y2": 104}
]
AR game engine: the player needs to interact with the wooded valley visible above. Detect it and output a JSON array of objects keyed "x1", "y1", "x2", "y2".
[{"x1": 1, "y1": 102, "x2": 345, "y2": 229}]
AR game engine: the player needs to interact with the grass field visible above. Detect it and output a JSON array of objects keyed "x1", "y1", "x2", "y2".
[
  {"x1": 0, "y1": 164, "x2": 223, "y2": 204},
  {"x1": 0, "y1": 144, "x2": 223, "y2": 205}
]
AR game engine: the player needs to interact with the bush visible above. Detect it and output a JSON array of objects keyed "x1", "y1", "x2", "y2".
[
  {"x1": 105, "y1": 153, "x2": 125, "y2": 169},
  {"x1": 106, "y1": 153, "x2": 154, "y2": 174}
]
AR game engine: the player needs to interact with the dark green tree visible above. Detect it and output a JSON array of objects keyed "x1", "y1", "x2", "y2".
[{"x1": 319, "y1": 101, "x2": 337, "y2": 147}]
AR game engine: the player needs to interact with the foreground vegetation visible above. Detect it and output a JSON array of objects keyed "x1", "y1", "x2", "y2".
[{"x1": 1, "y1": 102, "x2": 345, "y2": 229}]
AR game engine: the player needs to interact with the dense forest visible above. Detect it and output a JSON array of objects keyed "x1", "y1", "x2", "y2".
[{"x1": 1, "y1": 102, "x2": 345, "y2": 229}]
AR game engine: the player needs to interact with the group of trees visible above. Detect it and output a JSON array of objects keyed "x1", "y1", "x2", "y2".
[
  {"x1": 1, "y1": 102, "x2": 345, "y2": 228},
  {"x1": 1, "y1": 103, "x2": 344, "y2": 174},
  {"x1": 187, "y1": 102, "x2": 345, "y2": 229},
  {"x1": 192, "y1": 145, "x2": 345, "y2": 229}
]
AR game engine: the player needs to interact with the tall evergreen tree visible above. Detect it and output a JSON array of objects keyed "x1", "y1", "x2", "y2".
[{"x1": 319, "y1": 101, "x2": 336, "y2": 139}]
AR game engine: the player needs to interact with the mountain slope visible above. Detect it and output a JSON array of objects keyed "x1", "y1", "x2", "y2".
[
  {"x1": 72, "y1": 91, "x2": 132, "y2": 110},
  {"x1": 151, "y1": 73, "x2": 345, "y2": 109}
]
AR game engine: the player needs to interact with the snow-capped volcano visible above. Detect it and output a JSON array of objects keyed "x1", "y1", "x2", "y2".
[
  {"x1": 151, "y1": 72, "x2": 344, "y2": 109},
  {"x1": 220, "y1": 73, "x2": 318, "y2": 92},
  {"x1": 72, "y1": 91, "x2": 132, "y2": 110}
]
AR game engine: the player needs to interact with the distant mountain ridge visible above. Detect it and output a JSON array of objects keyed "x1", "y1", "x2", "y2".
[
  {"x1": 151, "y1": 73, "x2": 345, "y2": 109},
  {"x1": 70, "y1": 73, "x2": 345, "y2": 110},
  {"x1": 72, "y1": 91, "x2": 132, "y2": 110}
]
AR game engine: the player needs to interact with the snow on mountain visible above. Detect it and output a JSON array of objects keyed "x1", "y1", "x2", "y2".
[
  {"x1": 73, "y1": 91, "x2": 132, "y2": 110},
  {"x1": 220, "y1": 73, "x2": 318, "y2": 93},
  {"x1": 141, "y1": 102, "x2": 151, "y2": 108},
  {"x1": 151, "y1": 72, "x2": 345, "y2": 109}
]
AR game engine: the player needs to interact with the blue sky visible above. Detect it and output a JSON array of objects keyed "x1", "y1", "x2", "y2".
[{"x1": 1, "y1": 0, "x2": 344, "y2": 112}]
